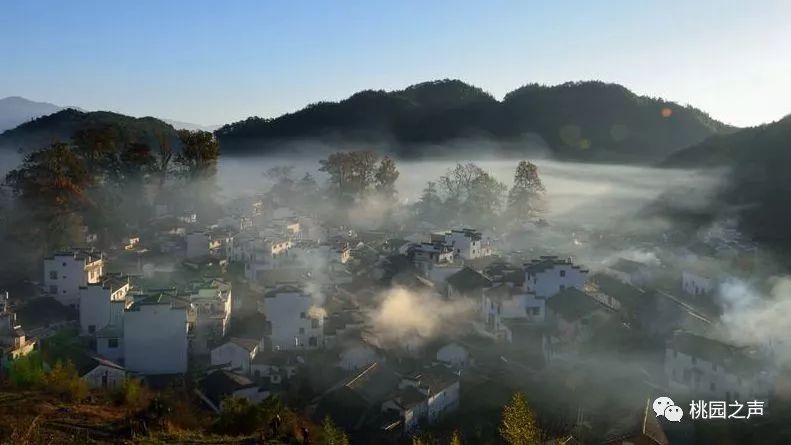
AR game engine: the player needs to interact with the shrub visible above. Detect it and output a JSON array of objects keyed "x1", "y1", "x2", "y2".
[
  {"x1": 44, "y1": 360, "x2": 89, "y2": 401},
  {"x1": 7, "y1": 351, "x2": 45, "y2": 388},
  {"x1": 213, "y1": 396, "x2": 265, "y2": 435}
]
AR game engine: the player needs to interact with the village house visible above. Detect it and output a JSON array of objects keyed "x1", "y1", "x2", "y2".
[
  {"x1": 665, "y1": 332, "x2": 774, "y2": 401},
  {"x1": 123, "y1": 294, "x2": 189, "y2": 375},
  {"x1": 523, "y1": 256, "x2": 589, "y2": 300},
  {"x1": 196, "y1": 369, "x2": 270, "y2": 413},
  {"x1": 605, "y1": 257, "x2": 652, "y2": 287},
  {"x1": 543, "y1": 287, "x2": 611, "y2": 364},
  {"x1": 0, "y1": 292, "x2": 37, "y2": 370},
  {"x1": 435, "y1": 342, "x2": 471, "y2": 369},
  {"x1": 250, "y1": 350, "x2": 303, "y2": 384},
  {"x1": 383, "y1": 365, "x2": 461, "y2": 433},
  {"x1": 51, "y1": 351, "x2": 127, "y2": 390},
  {"x1": 185, "y1": 230, "x2": 229, "y2": 259},
  {"x1": 184, "y1": 279, "x2": 233, "y2": 355},
  {"x1": 210, "y1": 337, "x2": 260, "y2": 374},
  {"x1": 444, "y1": 229, "x2": 488, "y2": 260},
  {"x1": 258, "y1": 285, "x2": 324, "y2": 351},
  {"x1": 44, "y1": 248, "x2": 104, "y2": 307},
  {"x1": 79, "y1": 275, "x2": 131, "y2": 336},
  {"x1": 446, "y1": 267, "x2": 492, "y2": 300},
  {"x1": 122, "y1": 234, "x2": 140, "y2": 251}
]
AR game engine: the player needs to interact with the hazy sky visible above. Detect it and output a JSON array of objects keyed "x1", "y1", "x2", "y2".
[{"x1": 2, "y1": 0, "x2": 789, "y2": 127}]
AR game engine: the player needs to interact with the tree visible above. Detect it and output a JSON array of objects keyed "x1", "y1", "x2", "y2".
[
  {"x1": 214, "y1": 396, "x2": 265, "y2": 435},
  {"x1": 500, "y1": 392, "x2": 541, "y2": 445},
  {"x1": 507, "y1": 161, "x2": 546, "y2": 222},
  {"x1": 415, "y1": 180, "x2": 443, "y2": 223},
  {"x1": 7, "y1": 351, "x2": 45, "y2": 388},
  {"x1": 45, "y1": 360, "x2": 89, "y2": 402},
  {"x1": 437, "y1": 162, "x2": 506, "y2": 224},
  {"x1": 321, "y1": 417, "x2": 350, "y2": 445},
  {"x1": 4, "y1": 142, "x2": 92, "y2": 253},
  {"x1": 175, "y1": 129, "x2": 220, "y2": 179},
  {"x1": 319, "y1": 150, "x2": 379, "y2": 204},
  {"x1": 450, "y1": 430, "x2": 463, "y2": 445},
  {"x1": 374, "y1": 155, "x2": 399, "y2": 199}
]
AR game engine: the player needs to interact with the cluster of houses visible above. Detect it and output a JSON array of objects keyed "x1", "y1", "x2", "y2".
[{"x1": 0, "y1": 190, "x2": 779, "y2": 441}]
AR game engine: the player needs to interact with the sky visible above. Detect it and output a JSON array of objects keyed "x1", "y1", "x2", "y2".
[{"x1": 1, "y1": 0, "x2": 790, "y2": 127}]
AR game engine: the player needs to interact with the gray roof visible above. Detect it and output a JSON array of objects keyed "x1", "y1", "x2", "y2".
[
  {"x1": 227, "y1": 337, "x2": 259, "y2": 353},
  {"x1": 447, "y1": 267, "x2": 492, "y2": 292},
  {"x1": 547, "y1": 287, "x2": 603, "y2": 321}
]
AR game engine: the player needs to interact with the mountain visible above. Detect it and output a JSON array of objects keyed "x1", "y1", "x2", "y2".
[
  {"x1": 0, "y1": 96, "x2": 79, "y2": 133},
  {"x1": 0, "y1": 108, "x2": 177, "y2": 152},
  {"x1": 663, "y1": 115, "x2": 791, "y2": 252},
  {"x1": 162, "y1": 119, "x2": 221, "y2": 132},
  {"x1": 216, "y1": 79, "x2": 735, "y2": 162}
]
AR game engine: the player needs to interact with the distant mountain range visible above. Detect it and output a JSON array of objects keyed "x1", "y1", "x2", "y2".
[
  {"x1": 215, "y1": 79, "x2": 736, "y2": 162},
  {"x1": 0, "y1": 96, "x2": 83, "y2": 133}
]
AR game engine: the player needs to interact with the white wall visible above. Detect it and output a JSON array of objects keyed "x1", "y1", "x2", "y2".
[
  {"x1": 525, "y1": 264, "x2": 587, "y2": 299},
  {"x1": 436, "y1": 343, "x2": 469, "y2": 368},
  {"x1": 260, "y1": 290, "x2": 323, "y2": 351},
  {"x1": 124, "y1": 304, "x2": 188, "y2": 375},
  {"x1": 428, "y1": 381, "x2": 460, "y2": 423},
  {"x1": 682, "y1": 271, "x2": 714, "y2": 296},
  {"x1": 44, "y1": 254, "x2": 102, "y2": 306},
  {"x1": 82, "y1": 365, "x2": 126, "y2": 389},
  {"x1": 211, "y1": 343, "x2": 256, "y2": 374}
]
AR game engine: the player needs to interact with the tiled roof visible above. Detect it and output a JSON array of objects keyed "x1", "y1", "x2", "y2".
[
  {"x1": 447, "y1": 267, "x2": 492, "y2": 292},
  {"x1": 546, "y1": 287, "x2": 603, "y2": 321}
]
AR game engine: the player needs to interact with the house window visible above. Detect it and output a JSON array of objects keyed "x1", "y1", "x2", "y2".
[
  {"x1": 531, "y1": 307, "x2": 540, "y2": 316},
  {"x1": 311, "y1": 319, "x2": 319, "y2": 329},
  {"x1": 49, "y1": 271, "x2": 58, "y2": 280},
  {"x1": 299, "y1": 328, "x2": 305, "y2": 334},
  {"x1": 108, "y1": 338, "x2": 119, "y2": 348},
  {"x1": 101, "y1": 374, "x2": 108, "y2": 388},
  {"x1": 300, "y1": 312, "x2": 306, "y2": 319},
  {"x1": 88, "y1": 325, "x2": 96, "y2": 334},
  {"x1": 62, "y1": 262, "x2": 67, "y2": 267},
  {"x1": 560, "y1": 270, "x2": 566, "y2": 277},
  {"x1": 309, "y1": 337, "x2": 317, "y2": 346},
  {"x1": 49, "y1": 285, "x2": 57, "y2": 294}
]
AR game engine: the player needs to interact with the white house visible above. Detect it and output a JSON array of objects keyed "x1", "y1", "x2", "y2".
[
  {"x1": 0, "y1": 293, "x2": 37, "y2": 369},
  {"x1": 79, "y1": 276, "x2": 130, "y2": 336},
  {"x1": 258, "y1": 285, "x2": 324, "y2": 351},
  {"x1": 435, "y1": 342, "x2": 471, "y2": 369},
  {"x1": 444, "y1": 229, "x2": 485, "y2": 260},
  {"x1": 524, "y1": 256, "x2": 588, "y2": 299},
  {"x1": 681, "y1": 270, "x2": 716, "y2": 296},
  {"x1": 44, "y1": 249, "x2": 104, "y2": 306},
  {"x1": 665, "y1": 332, "x2": 774, "y2": 401},
  {"x1": 210, "y1": 338, "x2": 259, "y2": 374},
  {"x1": 384, "y1": 365, "x2": 460, "y2": 432},
  {"x1": 76, "y1": 355, "x2": 127, "y2": 389},
  {"x1": 197, "y1": 370, "x2": 270, "y2": 413},
  {"x1": 250, "y1": 350, "x2": 303, "y2": 384},
  {"x1": 605, "y1": 258, "x2": 652, "y2": 287},
  {"x1": 123, "y1": 294, "x2": 189, "y2": 375},
  {"x1": 185, "y1": 279, "x2": 233, "y2": 355}
]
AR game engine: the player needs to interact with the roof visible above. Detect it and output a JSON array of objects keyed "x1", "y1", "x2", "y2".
[
  {"x1": 667, "y1": 332, "x2": 766, "y2": 376},
  {"x1": 602, "y1": 398, "x2": 668, "y2": 445},
  {"x1": 226, "y1": 337, "x2": 259, "y2": 353},
  {"x1": 263, "y1": 284, "x2": 306, "y2": 298},
  {"x1": 589, "y1": 273, "x2": 654, "y2": 310},
  {"x1": 447, "y1": 267, "x2": 492, "y2": 292},
  {"x1": 407, "y1": 365, "x2": 459, "y2": 394},
  {"x1": 609, "y1": 258, "x2": 647, "y2": 274},
  {"x1": 344, "y1": 362, "x2": 400, "y2": 404},
  {"x1": 524, "y1": 256, "x2": 587, "y2": 275},
  {"x1": 199, "y1": 370, "x2": 258, "y2": 406},
  {"x1": 547, "y1": 287, "x2": 603, "y2": 321},
  {"x1": 390, "y1": 386, "x2": 427, "y2": 410}
]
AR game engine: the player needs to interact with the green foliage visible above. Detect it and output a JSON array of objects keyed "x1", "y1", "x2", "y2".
[
  {"x1": 321, "y1": 417, "x2": 350, "y2": 445},
  {"x1": 374, "y1": 155, "x2": 400, "y2": 199},
  {"x1": 213, "y1": 396, "x2": 266, "y2": 436},
  {"x1": 175, "y1": 129, "x2": 220, "y2": 179},
  {"x1": 44, "y1": 360, "x2": 89, "y2": 402},
  {"x1": 500, "y1": 392, "x2": 541, "y2": 445},
  {"x1": 216, "y1": 80, "x2": 731, "y2": 162},
  {"x1": 113, "y1": 377, "x2": 148, "y2": 409},
  {"x1": 7, "y1": 351, "x2": 45, "y2": 388},
  {"x1": 438, "y1": 162, "x2": 506, "y2": 224},
  {"x1": 507, "y1": 160, "x2": 546, "y2": 222}
]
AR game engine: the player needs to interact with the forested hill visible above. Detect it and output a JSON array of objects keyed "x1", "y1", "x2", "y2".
[
  {"x1": 0, "y1": 108, "x2": 177, "y2": 152},
  {"x1": 664, "y1": 115, "x2": 791, "y2": 251},
  {"x1": 216, "y1": 79, "x2": 735, "y2": 163}
]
